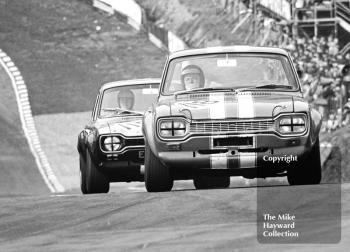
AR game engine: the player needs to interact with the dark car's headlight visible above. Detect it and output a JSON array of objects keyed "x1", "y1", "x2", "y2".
[
  {"x1": 158, "y1": 118, "x2": 188, "y2": 138},
  {"x1": 276, "y1": 114, "x2": 307, "y2": 135},
  {"x1": 101, "y1": 136, "x2": 122, "y2": 151}
]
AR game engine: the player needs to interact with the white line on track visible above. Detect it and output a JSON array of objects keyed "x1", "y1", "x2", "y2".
[
  {"x1": 0, "y1": 48, "x2": 64, "y2": 193},
  {"x1": 127, "y1": 186, "x2": 146, "y2": 192},
  {"x1": 50, "y1": 194, "x2": 80, "y2": 197}
]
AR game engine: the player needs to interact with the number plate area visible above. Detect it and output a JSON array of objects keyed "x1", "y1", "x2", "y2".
[
  {"x1": 213, "y1": 136, "x2": 253, "y2": 148},
  {"x1": 138, "y1": 150, "x2": 145, "y2": 158}
]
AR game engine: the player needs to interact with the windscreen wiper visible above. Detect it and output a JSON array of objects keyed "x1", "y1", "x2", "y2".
[
  {"x1": 235, "y1": 84, "x2": 293, "y2": 93},
  {"x1": 175, "y1": 87, "x2": 235, "y2": 95},
  {"x1": 115, "y1": 108, "x2": 143, "y2": 116},
  {"x1": 254, "y1": 84, "x2": 293, "y2": 89}
]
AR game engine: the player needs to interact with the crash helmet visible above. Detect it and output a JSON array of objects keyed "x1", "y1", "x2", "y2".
[
  {"x1": 117, "y1": 89, "x2": 135, "y2": 110},
  {"x1": 180, "y1": 64, "x2": 205, "y2": 90}
]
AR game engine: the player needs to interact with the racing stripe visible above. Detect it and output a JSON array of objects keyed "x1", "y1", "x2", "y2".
[
  {"x1": 239, "y1": 152, "x2": 256, "y2": 168},
  {"x1": 209, "y1": 93, "x2": 228, "y2": 168},
  {"x1": 237, "y1": 92, "x2": 254, "y2": 118},
  {"x1": 209, "y1": 93, "x2": 226, "y2": 119},
  {"x1": 110, "y1": 122, "x2": 142, "y2": 136},
  {"x1": 210, "y1": 153, "x2": 228, "y2": 169},
  {"x1": 126, "y1": 121, "x2": 142, "y2": 127},
  {"x1": 116, "y1": 124, "x2": 131, "y2": 130},
  {"x1": 122, "y1": 122, "x2": 141, "y2": 135},
  {"x1": 237, "y1": 92, "x2": 257, "y2": 168}
]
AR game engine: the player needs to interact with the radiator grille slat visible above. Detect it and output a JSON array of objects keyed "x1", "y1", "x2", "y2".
[{"x1": 190, "y1": 120, "x2": 274, "y2": 133}]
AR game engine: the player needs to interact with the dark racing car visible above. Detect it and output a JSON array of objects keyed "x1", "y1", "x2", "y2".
[
  {"x1": 78, "y1": 78, "x2": 160, "y2": 194},
  {"x1": 143, "y1": 46, "x2": 322, "y2": 192}
]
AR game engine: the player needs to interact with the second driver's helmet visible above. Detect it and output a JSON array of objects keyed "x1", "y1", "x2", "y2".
[
  {"x1": 117, "y1": 89, "x2": 135, "y2": 110},
  {"x1": 180, "y1": 64, "x2": 205, "y2": 90}
]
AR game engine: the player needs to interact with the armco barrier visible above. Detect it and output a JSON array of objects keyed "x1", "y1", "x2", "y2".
[
  {"x1": 93, "y1": 0, "x2": 187, "y2": 52},
  {"x1": 0, "y1": 49, "x2": 64, "y2": 193},
  {"x1": 92, "y1": 0, "x2": 114, "y2": 15},
  {"x1": 93, "y1": 0, "x2": 142, "y2": 31},
  {"x1": 168, "y1": 31, "x2": 187, "y2": 53}
]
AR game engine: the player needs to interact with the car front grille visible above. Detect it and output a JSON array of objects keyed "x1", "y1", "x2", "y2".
[
  {"x1": 99, "y1": 135, "x2": 145, "y2": 154},
  {"x1": 124, "y1": 138, "x2": 144, "y2": 146},
  {"x1": 189, "y1": 120, "x2": 275, "y2": 134}
]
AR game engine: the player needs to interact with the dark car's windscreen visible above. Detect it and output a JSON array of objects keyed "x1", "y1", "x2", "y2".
[
  {"x1": 162, "y1": 53, "x2": 298, "y2": 95},
  {"x1": 99, "y1": 84, "x2": 159, "y2": 118}
]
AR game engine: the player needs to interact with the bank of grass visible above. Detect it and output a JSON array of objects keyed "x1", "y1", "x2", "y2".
[
  {"x1": 0, "y1": 0, "x2": 165, "y2": 115},
  {"x1": 0, "y1": 64, "x2": 49, "y2": 195},
  {"x1": 136, "y1": 0, "x2": 279, "y2": 47},
  {"x1": 321, "y1": 127, "x2": 350, "y2": 183},
  {"x1": 34, "y1": 112, "x2": 90, "y2": 191}
]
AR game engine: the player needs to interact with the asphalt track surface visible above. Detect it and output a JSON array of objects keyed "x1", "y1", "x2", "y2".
[{"x1": 0, "y1": 181, "x2": 347, "y2": 251}]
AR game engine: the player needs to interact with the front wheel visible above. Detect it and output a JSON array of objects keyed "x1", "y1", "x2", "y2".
[
  {"x1": 193, "y1": 175, "x2": 230, "y2": 189},
  {"x1": 79, "y1": 154, "x2": 88, "y2": 194},
  {"x1": 287, "y1": 138, "x2": 322, "y2": 185},
  {"x1": 144, "y1": 144, "x2": 173, "y2": 192},
  {"x1": 85, "y1": 150, "x2": 110, "y2": 194}
]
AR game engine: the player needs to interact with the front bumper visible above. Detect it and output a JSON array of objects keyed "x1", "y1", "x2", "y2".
[
  {"x1": 97, "y1": 149, "x2": 145, "y2": 182},
  {"x1": 97, "y1": 148, "x2": 145, "y2": 168},
  {"x1": 156, "y1": 133, "x2": 311, "y2": 171}
]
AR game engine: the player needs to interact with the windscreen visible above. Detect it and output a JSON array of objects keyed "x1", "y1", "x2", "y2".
[
  {"x1": 163, "y1": 53, "x2": 298, "y2": 94},
  {"x1": 99, "y1": 83, "x2": 159, "y2": 118}
]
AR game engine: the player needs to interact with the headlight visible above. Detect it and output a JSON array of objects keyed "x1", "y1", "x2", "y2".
[
  {"x1": 158, "y1": 118, "x2": 188, "y2": 138},
  {"x1": 276, "y1": 115, "x2": 307, "y2": 135},
  {"x1": 102, "y1": 136, "x2": 121, "y2": 151}
]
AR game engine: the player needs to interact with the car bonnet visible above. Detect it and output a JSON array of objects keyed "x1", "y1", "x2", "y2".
[
  {"x1": 97, "y1": 116, "x2": 143, "y2": 137},
  {"x1": 169, "y1": 91, "x2": 297, "y2": 120}
]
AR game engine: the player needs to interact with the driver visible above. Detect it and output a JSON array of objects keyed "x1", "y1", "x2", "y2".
[
  {"x1": 117, "y1": 89, "x2": 135, "y2": 110},
  {"x1": 181, "y1": 64, "x2": 205, "y2": 90}
]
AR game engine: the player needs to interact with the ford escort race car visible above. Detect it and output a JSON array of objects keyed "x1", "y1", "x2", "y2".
[
  {"x1": 143, "y1": 46, "x2": 322, "y2": 192},
  {"x1": 77, "y1": 78, "x2": 160, "y2": 194}
]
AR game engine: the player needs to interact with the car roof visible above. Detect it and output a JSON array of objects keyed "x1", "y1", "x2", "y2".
[
  {"x1": 100, "y1": 78, "x2": 161, "y2": 92},
  {"x1": 169, "y1": 46, "x2": 289, "y2": 60}
]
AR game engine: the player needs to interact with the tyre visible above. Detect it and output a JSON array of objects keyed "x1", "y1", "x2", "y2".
[
  {"x1": 85, "y1": 150, "x2": 110, "y2": 194},
  {"x1": 144, "y1": 143, "x2": 173, "y2": 192},
  {"x1": 79, "y1": 154, "x2": 88, "y2": 194},
  {"x1": 193, "y1": 175, "x2": 230, "y2": 190},
  {"x1": 287, "y1": 138, "x2": 322, "y2": 185}
]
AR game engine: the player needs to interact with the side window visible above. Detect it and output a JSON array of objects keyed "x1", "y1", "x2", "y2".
[{"x1": 91, "y1": 94, "x2": 100, "y2": 121}]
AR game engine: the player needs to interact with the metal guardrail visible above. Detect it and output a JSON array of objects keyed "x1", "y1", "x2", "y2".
[
  {"x1": 335, "y1": 2, "x2": 350, "y2": 23},
  {"x1": 92, "y1": 0, "x2": 186, "y2": 52},
  {"x1": 340, "y1": 42, "x2": 350, "y2": 55}
]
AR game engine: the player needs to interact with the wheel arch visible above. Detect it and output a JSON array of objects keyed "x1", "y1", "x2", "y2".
[
  {"x1": 309, "y1": 107, "x2": 322, "y2": 146},
  {"x1": 143, "y1": 108, "x2": 158, "y2": 156}
]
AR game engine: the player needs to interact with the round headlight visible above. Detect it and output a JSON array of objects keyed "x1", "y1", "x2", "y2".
[
  {"x1": 111, "y1": 136, "x2": 121, "y2": 151},
  {"x1": 103, "y1": 136, "x2": 121, "y2": 151},
  {"x1": 103, "y1": 137, "x2": 112, "y2": 151}
]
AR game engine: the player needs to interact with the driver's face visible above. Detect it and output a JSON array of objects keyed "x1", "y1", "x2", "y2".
[
  {"x1": 119, "y1": 97, "x2": 133, "y2": 110},
  {"x1": 184, "y1": 73, "x2": 200, "y2": 90}
]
